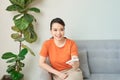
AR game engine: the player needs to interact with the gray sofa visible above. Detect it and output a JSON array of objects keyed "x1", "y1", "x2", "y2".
[
  {"x1": 39, "y1": 40, "x2": 120, "y2": 80},
  {"x1": 76, "y1": 40, "x2": 120, "y2": 80}
]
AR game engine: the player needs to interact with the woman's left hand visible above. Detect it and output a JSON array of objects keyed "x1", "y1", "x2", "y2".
[{"x1": 66, "y1": 60, "x2": 80, "y2": 70}]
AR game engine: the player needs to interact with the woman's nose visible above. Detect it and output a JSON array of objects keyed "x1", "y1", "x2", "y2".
[{"x1": 57, "y1": 31, "x2": 61, "y2": 34}]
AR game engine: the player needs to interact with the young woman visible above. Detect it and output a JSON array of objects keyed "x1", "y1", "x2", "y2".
[{"x1": 39, "y1": 18, "x2": 83, "y2": 80}]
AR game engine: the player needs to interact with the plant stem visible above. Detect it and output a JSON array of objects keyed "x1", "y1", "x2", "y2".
[
  {"x1": 19, "y1": 41, "x2": 22, "y2": 53},
  {"x1": 19, "y1": 31, "x2": 22, "y2": 53}
]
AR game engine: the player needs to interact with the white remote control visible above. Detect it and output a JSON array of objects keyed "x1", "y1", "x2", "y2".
[{"x1": 66, "y1": 58, "x2": 79, "y2": 64}]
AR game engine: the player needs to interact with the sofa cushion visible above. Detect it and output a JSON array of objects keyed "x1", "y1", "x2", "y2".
[
  {"x1": 79, "y1": 50, "x2": 90, "y2": 79},
  {"x1": 88, "y1": 49, "x2": 120, "y2": 74},
  {"x1": 90, "y1": 74, "x2": 120, "y2": 80}
]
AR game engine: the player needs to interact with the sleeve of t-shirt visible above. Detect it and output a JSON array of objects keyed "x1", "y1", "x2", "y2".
[
  {"x1": 39, "y1": 41, "x2": 48, "y2": 57},
  {"x1": 71, "y1": 41, "x2": 78, "y2": 56}
]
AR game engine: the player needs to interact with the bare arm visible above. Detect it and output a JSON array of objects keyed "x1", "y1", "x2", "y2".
[{"x1": 39, "y1": 56, "x2": 68, "y2": 79}]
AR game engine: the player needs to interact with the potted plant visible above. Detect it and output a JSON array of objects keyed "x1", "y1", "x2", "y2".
[{"x1": 1, "y1": 0, "x2": 40, "y2": 80}]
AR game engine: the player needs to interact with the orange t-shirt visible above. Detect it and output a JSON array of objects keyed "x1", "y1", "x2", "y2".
[{"x1": 40, "y1": 38, "x2": 78, "y2": 71}]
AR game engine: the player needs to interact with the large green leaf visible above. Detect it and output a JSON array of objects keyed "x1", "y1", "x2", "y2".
[
  {"x1": 10, "y1": 0, "x2": 26, "y2": 8},
  {"x1": 19, "y1": 62, "x2": 24, "y2": 67},
  {"x1": 11, "y1": 71, "x2": 24, "y2": 80},
  {"x1": 6, "y1": 58, "x2": 16, "y2": 63},
  {"x1": 11, "y1": 33, "x2": 21, "y2": 39},
  {"x1": 24, "y1": 31, "x2": 37, "y2": 43},
  {"x1": 14, "y1": 14, "x2": 34, "y2": 30},
  {"x1": 21, "y1": 44, "x2": 35, "y2": 56},
  {"x1": 28, "y1": 7, "x2": 40, "y2": 13},
  {"x1": 7, "y1": 65, "x2": 15, "y2": 73},
  {"x1": 6, "y1": 4, "x2": 23, "y2": 11},
  {"x1": 1, "y1": 52, "x2": 17, "y2": 59},
  {"x1": 11, "y1": 26, "x2": 20, "y2": 32},
  {"x1": 18, "y1": 48, "x2": 28, "y2": 57},
  {"x1": 24, "y1": 0, "x2": 33, "y2": 6},
  {"x1": 26, "y1": 14, "x2": 37, "y2": 22},
  {"x1": 18, "y1": 0, "x2": 26, "y2": 8},
  {"x1": 11, "y1": 33, "x2": 25, "y2": 42},
  {"x1": 24, "y1": 14, "x2": 34, "y2": 24},
  {"x1": 24, "y1": 24, "x2": 37, "y2": 43},
  {"x1": 14, "y1": 16, "x2": 29, "y2": 30}
]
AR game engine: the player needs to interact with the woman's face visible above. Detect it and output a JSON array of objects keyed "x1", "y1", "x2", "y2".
[{"x1": 51, "y1": 23, "x2": 65, "y2": 41}]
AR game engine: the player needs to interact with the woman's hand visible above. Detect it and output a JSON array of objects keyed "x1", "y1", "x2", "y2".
[
  {"x1": 57, "y1": 72, "x2": 68, "y2": 80},
  {"x1": 72, "y1": 61, "x2": 80, "y2": 70},
  {"x1": 67, "y1": 61, "x2": 79, "y2": 69},
  {"x1": 66, "y1": 56, "x2": 80, "y2": 70}
]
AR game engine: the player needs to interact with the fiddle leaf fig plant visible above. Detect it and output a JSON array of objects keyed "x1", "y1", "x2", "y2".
[
  {"x1": 2, "y1": 48, "x2": 28, "y2": 80},
  {"x1": 1, "y1": 0, "x2": 40, "y2": 80}
]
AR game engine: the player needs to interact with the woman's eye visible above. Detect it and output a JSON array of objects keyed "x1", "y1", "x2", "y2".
[
  {"x1": 54, "y1": 29, "x2": 57, "y2": 31},
  {"x1": 60, "y1": 29, "x2": 64, "y2": 31}
]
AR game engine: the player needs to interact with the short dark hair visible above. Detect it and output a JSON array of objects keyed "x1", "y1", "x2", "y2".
[{"x1": 50, "y1": 18, "x2": 65, "y2": 30}]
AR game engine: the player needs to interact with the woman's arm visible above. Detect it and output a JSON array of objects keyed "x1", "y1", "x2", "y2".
[{"x1": 39, "y1": 56, "x2": 68, "y2": 79}]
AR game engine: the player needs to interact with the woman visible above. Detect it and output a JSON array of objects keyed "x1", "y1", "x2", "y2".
[{"x1": 39, "y1": 18, "x2": 83, "y2": 80}]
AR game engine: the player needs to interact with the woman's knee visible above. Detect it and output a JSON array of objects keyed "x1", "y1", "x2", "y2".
[{"x1": 65, "y1": 68, "x2": 83, "y2": 80}]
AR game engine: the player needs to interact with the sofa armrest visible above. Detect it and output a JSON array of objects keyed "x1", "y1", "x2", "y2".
[{"x1": 39, "y1": 68, "x2": 52, "y2": 80}]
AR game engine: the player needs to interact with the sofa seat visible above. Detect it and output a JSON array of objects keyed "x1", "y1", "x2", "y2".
[{"x1": 89, "y1": 74, "x2": 120, "y2": 80}]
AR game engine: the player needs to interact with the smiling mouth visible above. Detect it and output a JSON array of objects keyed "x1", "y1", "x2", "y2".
[{"x1": 55, "y1": 35, "x2": 62, "y2": 38}]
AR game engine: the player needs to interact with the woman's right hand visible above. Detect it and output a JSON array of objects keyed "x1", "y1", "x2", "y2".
[{"x1": 57, "y1": 72, "x2": 68, "y2": 80}]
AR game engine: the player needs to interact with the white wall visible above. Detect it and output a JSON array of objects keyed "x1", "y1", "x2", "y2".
[{"x1": 0, "y1": 0, "x2": 120, "y2": 80}]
